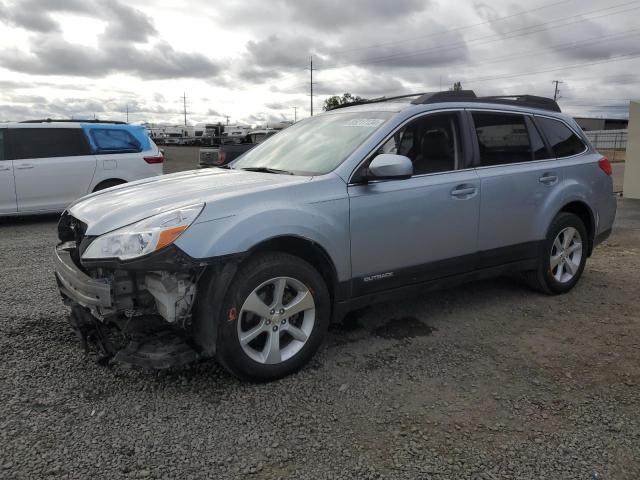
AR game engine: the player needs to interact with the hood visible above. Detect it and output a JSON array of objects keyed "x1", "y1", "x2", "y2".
[{"x1": 69, "y1": 168, "x2": 310, "y2": 235}]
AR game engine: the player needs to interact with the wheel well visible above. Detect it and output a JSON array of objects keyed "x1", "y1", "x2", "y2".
[
  {"x1": 245, "y1": 236, "x2": 339, "y2": 303},
  {"x1": 559, "y1": 201, "x2": 595, "y2": 255},
  {"x1": 93, "y1": 179, "x2": 126, "y2": 192}
]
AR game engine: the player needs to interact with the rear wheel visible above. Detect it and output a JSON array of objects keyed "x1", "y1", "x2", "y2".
[
  {"x1": 93, "y1": 179, "x2": 126, "y2": 192},
  {"x1": 215, "y1": 253, "x2": 330, "y2": 381},
  {"x1": 527, "y1": 212, "x2": 588, "y2": 294}
]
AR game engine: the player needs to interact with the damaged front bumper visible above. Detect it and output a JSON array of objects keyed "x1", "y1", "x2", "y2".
[{"x1": 54, "y1": 242, "x2": 202, "y2": 369}]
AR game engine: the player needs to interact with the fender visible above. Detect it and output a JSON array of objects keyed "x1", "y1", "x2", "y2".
[{"x1": 176, "y1": 198, "x2": 351, "y2": 282}]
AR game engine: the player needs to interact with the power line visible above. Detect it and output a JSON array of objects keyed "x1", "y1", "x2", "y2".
[
  {"x1": 463, "y1": 28, "x2": 640, "y2": 69},
  {"x1": 465, "y1": 51, "x2": 640, "y2": 84},
  {"x1": 318, "y1": 1, "x2": 640, "y2": 70},
  {"x1": 247, "y1": 1, "x2": 640, "y2": 104},
  {"x1": 331, "y1": 0, "x2": 572, "y2": 56}
]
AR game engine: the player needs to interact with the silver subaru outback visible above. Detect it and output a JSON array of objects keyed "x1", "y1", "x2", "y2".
[{"x1": 53, "y1": 91, "x2": 616, "y2": 380}]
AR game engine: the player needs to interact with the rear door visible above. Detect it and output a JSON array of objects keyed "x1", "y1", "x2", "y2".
[
  {"x1": 0, "y1": 128, "x2": 17, "y2": 214},
  {"x1": 470, "y1": 110, "x2": 565, "y2": 265},
  {"x1": 8, "y1": 127, "x2": 97, "y2": 212}
]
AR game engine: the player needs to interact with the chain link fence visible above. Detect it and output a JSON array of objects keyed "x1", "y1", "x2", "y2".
[
  {"x1": 584, "y1": 129, "x2": 627, "y2": 162},
  {"x1": 584, "y1": 129, "x2": 627, "y2": 149}
]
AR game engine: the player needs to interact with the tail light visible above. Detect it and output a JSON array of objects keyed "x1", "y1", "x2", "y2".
[
  {"x1": 216, "y1": 151, "x2": 226, "y2": 165},
  {"x1": 144, "y1": 154, "x2": 164, "y2": 164},
  {"x1": 598, "y1": 157, "x2": 612, "y2": 176}
]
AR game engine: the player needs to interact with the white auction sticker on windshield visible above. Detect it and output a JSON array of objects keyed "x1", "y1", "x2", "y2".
[{"x1": 342, "y1": 118, "x2": 386, "y2": 127}]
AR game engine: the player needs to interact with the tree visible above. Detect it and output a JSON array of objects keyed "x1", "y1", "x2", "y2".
[
  {"x1": 323, "y1": 93, "x2": 366, "y2": 111},
  {"x1": 449, "y1": 81, "x2": 463, "y2": 92}
]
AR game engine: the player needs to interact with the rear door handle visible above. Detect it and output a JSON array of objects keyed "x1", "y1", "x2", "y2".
[
  {"x1": 0, "y1": 166, "x2": 10, "y2": 171},
  {"x1": 539, "y1": 173, "x2": 558, "y2": 185},
  {"x1": 451, "y1": 185, "x2": 477, "y2": 198},
  {"x1": 16, "y1": 164, "x2": 34, "y2": 170}
]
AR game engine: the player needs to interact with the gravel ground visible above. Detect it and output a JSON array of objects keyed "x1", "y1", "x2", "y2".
[{"x1": 0, "y1": 151, "x2": 638, "y2": 479}]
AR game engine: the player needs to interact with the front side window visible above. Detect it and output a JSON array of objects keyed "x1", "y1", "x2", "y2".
[
  {"x1": 232, "y1": 111, "x2": 393, "y2": 175},
  {"x1": 536, "y1": 117, "x2": 586, "y2": 158},
  {"x1": 375, "y1": 112, "x2": 462, "y2": 175},
  {"x1": 472, "y1": 112, "x2": 541, "y2": 166},
  {"x1": 0, "y1": 129, "x2": 5, "y2": 160},
  {"x1": 8, "y1": 128, "x2": 90, "y2": 160},
  {"x1": 90, "y1": 128, "x2": 141, "y2": 154}
]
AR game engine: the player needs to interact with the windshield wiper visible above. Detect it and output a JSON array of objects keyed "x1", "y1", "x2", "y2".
[{"x1": 239, "y1": 167, "x2": 294, "y2": 175}]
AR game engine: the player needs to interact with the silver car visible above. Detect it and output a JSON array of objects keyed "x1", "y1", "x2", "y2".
[{"x1": 53, "y1": 91, "x2": 616, "y2": 380}]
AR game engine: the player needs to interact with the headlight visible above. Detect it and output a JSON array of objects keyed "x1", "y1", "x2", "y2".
[{"x1": 82, "y1": 204, "x2": 204, "y2": 260}]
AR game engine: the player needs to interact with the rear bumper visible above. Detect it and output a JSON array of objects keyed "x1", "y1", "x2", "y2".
[{"x1": 54, "y1": 243, "x2": 112, "y2": 310}]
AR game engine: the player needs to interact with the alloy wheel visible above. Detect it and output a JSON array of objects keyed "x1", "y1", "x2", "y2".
[
  {"x1": 550, "y1": 226, "x2": 583, "y2": 283},
  {"x1": 237, "y1": 277, "x2": 315, "y2": 364}
]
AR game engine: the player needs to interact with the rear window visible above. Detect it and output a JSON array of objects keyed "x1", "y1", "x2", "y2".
[
  {"x1": 536, "y1": 117, "x2": 586, "y2": 158},
  {"x1": 8, "y1": 128, "x2": 90, "y2": 159},
  {"x1": 473, "y1": 112, "x2": 537, "y2": 166},
  {"x1": 89, "y1": 128, "x2": 141, "y2": 154}
]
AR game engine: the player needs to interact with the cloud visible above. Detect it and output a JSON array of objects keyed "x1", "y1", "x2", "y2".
[
  {"x1": 0, "y1": 0, "x2": 155, "y2": 42},
  {"x1": 0, "y1": 0, "x2": 91, "y2": 33},
  {"x1": 99, "y1": 0, "x2": 157, "y2": 43},
  {"x1": 220, "y1": 0, "x2": 430, "y2": 32},
  {"x1": 0, "y1": 38, "x2": 222, "y2": 79},
  {"x1": 244, "y1": 35, "x2": 322, "y2": 70}
]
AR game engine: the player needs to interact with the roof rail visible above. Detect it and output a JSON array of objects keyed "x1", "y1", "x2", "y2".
[
  {"x1": 20, "y1": 118, "x2": 128, "y2": 124},
  {"x1": 411, "y1": 90, "x2": 561, "y2": 112},
  {"x1": 326, "y1": 93, "x2": 427, "y2": 111}
]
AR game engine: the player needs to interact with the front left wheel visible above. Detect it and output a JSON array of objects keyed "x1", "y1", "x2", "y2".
[{"x1": 215, "y1": 253, "x2": 330, "y2": 381}]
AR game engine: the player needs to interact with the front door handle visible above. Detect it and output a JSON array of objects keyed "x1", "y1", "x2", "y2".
[
  {"x1": 16, "y1": 164, "x2": 34, "y2": 170},
  {"x1": 451, "y1": 185, "x2": 477, "y2": 198},
  {"x1": 0, "y1": 166, "x2": 10, "y2": 171},
  {"x1": 539, "y1": 173, "x2": 558, "y2": 185}
]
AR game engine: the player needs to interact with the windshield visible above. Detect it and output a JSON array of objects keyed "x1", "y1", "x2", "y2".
[{"x1": 232, "y1": 111, "x2": 393, "y2": 175}]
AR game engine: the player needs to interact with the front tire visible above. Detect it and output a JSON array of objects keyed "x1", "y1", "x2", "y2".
[
  {"x1": 215, "y1": 253, "x2": 330, "y2": 381},
  {"x1": 527, "y1": 212, "x2": 588, "y2": 294}
]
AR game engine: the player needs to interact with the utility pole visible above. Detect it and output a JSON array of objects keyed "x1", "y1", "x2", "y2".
[
  {"x1": 552, "y1": 80, "x2": 563, "y2": 101},
  {"x1": 225, "y1": 115, "x2": 230, "y2": 126},
  {"x1": 309, "y1": 56, "x2": 317, "y2": 116},
  {"x1": 293, "y1": 106, "x2": 298, "y2": 123},
  {"x1": 182, "y1": 93, "x2": 187, "y2": 126}
]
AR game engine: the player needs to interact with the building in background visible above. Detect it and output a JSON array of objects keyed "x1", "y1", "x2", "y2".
[{"x1": 574, "y1": 117, "x2": 629, "y2": 131}]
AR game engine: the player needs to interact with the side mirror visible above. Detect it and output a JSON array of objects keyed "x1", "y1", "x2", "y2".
[{"x1": 368, "y1": 154, "x2": 413, "y2": 180}]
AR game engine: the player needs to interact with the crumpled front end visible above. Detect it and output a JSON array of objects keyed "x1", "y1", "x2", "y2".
[{"x1": 54, "y1": 213, "x2": 204, "y2": 369}]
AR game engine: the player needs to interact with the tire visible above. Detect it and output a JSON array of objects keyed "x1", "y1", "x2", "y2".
[
  {"x1": 526, "y1": 212, "x2": 588, "y2": 294},
  {"x1": 215, "y1": 252, "x2": 330, "y2": 381},
  {"x1": 93, "y1": 179, "x2": 125, "y2": 192}
]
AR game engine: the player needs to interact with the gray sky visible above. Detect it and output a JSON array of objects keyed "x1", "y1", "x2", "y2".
[{"x1": 0, "y1": 0, "x2": 638, "y2": 125}]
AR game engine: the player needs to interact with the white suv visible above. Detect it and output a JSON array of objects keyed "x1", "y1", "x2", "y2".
[{"x1": 0, "y1": 120, "x2": 163, "y2": 215}]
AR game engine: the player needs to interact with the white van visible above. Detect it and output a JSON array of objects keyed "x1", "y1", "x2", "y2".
[{"x1": 0, "y1": 121, "x2": 163, "y2": 215}]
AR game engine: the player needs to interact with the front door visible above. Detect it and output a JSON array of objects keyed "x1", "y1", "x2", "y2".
[
  {"x1": 348, "y1": 111, "x2": 480, "y2": 296},
  {"x1": 0, "y1": 129, "x2": 17, "y2": 214}
]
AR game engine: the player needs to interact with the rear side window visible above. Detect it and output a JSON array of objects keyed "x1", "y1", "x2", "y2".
[
  {"x1": 0, "y1": 130, "x2": 5, "y2": 160},
  {"x1": 536, "y1": 117, "x2": 586, "y2": 158},
  {"x1": 8, "y1": 128, "x2": 90, "y2": 160},
  {"x1": 472, "y1": 112, "x2": 540, "y2": 166},
  {"x1": 89, "y1": 128, "x2": 141, "y2": 154}
]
